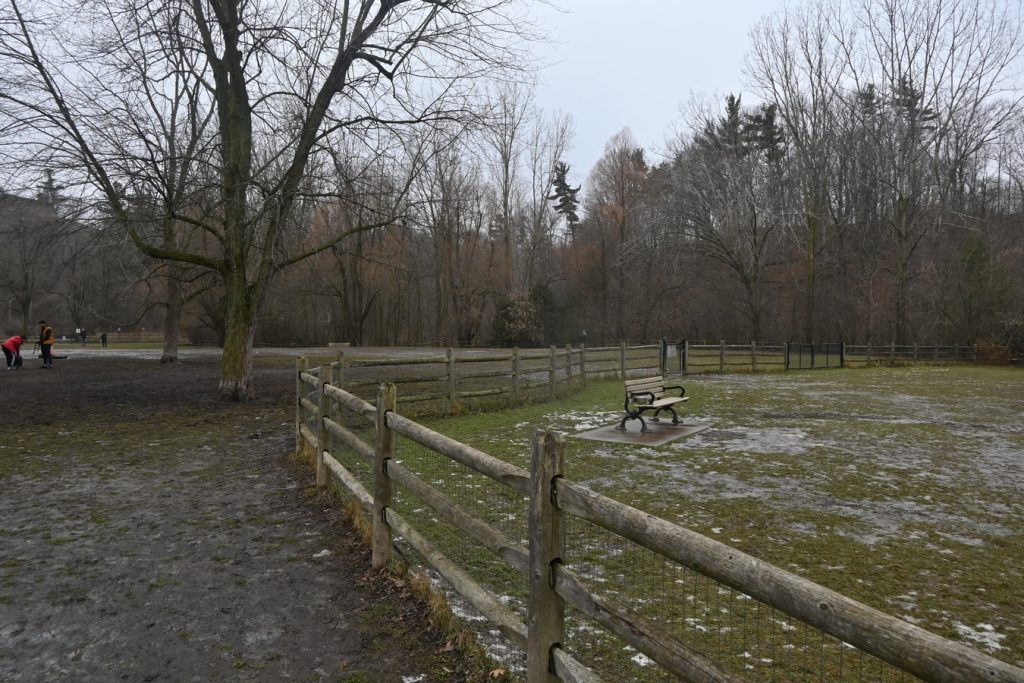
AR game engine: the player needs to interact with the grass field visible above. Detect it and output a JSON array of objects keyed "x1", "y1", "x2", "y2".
[{"x1": 336, "y1": 365, "x2": 1024, "y2": 680}]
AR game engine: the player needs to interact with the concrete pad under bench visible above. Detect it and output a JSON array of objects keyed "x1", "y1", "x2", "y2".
[{"x1": 572, "y1": 421, "x2": 710, "y2": 446}]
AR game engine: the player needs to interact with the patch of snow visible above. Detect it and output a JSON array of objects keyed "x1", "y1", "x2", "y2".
[
  {"x1": 312, "y1": 549, "x2": 332, "y2": 559},
  {"x1": 954, "y1": 622, "x2": 1005, "y2": 651},
  {"x1": 631, "y1": 653, "x2": 654, "y2": 667}
]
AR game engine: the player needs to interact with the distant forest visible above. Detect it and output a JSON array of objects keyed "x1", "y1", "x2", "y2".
[{"x1": 2, "y1": 0, "x2": 1022, "y2": 355}]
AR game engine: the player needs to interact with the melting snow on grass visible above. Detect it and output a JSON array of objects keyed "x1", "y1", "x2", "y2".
[
  {"x1": 542, "y1": 410, "x2": 622, "y2": 431},
  {"x1": 954, "y1": 622, "x2": 1005, "y2": 651},
  {"x1": 696, "y1": 426, "x2": 811, "y2": 455}
]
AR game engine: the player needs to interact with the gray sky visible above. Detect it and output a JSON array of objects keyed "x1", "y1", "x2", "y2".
[{"x1": 531, "y1": 1, "x2": 784, "y2": 183}]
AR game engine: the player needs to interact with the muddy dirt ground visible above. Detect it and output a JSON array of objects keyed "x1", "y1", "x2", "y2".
[{"x1": 0, "y1": 352, "x2": 487, "y2": 681}]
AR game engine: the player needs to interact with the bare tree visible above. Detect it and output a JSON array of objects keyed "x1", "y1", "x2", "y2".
[
  {"x1": 747, "y1": 1, "x2": 845, "y2": 342},
  {"x1": 0, "y1": 0, "x2": 537, "y2": 399},
  {"x1": 668, "y1": 95, "x2": 788, "y2": 340},
  {"x1": 581, "y1": 128, "x2": 649, "y2": 341}
]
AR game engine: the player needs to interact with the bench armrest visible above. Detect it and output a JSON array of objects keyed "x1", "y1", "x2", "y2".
[{"x1": 664, "y1": 384, "x2": 686, "y2": 397}]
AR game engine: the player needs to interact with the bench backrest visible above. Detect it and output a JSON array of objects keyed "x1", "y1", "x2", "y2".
[{"x1": 624, "y1": 376, "x2": 669, "y2": 404}]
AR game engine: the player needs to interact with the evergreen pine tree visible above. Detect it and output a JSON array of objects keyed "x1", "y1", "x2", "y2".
[{"x1": 548, "y1": 161, "x2": 581, "y2": 236}]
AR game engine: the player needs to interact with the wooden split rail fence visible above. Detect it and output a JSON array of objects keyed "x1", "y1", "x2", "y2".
[
  {"x1": 318, "y1": 344, "x2": 664, "y2": 413},
  {"x1": 295, "y1": 360, "x2": 1022, "y2": 683},
  {"x1": 674, "y1": 341, "x2": 978, "y2": 374},
  {"x1": 302, "y1": 341, "x2": 977, "y2": 418}
]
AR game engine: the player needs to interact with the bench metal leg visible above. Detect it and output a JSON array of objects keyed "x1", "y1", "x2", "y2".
[
  {"x1": 617, "y1": 412, "x2": 649, "y2": 432},
  {"x1": 653, "y1": 407, "x2": 682, "y2": 424}
]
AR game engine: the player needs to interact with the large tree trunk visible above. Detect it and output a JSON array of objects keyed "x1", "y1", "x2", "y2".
[
  {"x1": 218, "y1": 275, "x2": 259, "y2": 401},
  {"x1": 160, "y1": 262, "x2": 183, "y2": 364},
  {"x1": 20, "y1": 298, "x2": 32, "y2": 338}
]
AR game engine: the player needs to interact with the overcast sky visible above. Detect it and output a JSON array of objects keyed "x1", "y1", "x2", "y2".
[{"x1": 531, "y1": 1, "x2": 785, "y2": 184}]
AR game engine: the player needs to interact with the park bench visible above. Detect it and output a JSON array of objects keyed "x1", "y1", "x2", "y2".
[{"x1": 617, "y1": 375, "x2": 688, "y2": 433}]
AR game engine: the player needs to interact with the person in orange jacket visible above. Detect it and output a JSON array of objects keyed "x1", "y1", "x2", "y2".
[
  {"x1": 38, "y1": 320, "x2": 55, "y2": 369},
  {"x1": 2, "y1": 334, "x2": 25, "y2": 369}
]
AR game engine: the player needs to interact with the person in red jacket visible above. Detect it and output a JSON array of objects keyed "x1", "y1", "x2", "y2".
[{"x1": 2, "y1": 334, "x2": 25, "y2": 369}]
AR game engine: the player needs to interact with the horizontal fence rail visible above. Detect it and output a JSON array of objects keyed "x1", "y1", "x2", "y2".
[{"x1": 295, "y1": 359, "x2": 1020, "y2": 683}]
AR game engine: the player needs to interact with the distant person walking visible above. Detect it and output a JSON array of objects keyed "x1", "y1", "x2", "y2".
[
  {"x1": 80, "y1": 328, "x2": 87, "y2": 346},
  {"x1": 2, "y1": 334, "x2": 25, "y2": 369},
  {"x1": 100, "y1": 332, "x2": 108, "y2": 348},
  {"x1": 38, "y1": 320, "x2": 55, "y2": 369}
]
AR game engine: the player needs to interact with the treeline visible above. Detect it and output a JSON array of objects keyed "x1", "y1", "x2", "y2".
[
  {"x1": 3, "y1": 0, "x2": 1023, "y2": 355},
  {"x1": 267, "y1": 0, "x2": 1024, "y2": 349}
]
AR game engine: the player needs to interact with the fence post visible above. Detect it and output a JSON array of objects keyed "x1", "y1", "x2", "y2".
[
  {"x1": 294, "y1": 356, "x2": 307, "y2": 452},
  {"x1": 549, "y1": 345, "x2": 557, "y2": 397},
  {"x1": 527, "y1": 431, "x2": 565, "y2": 683},
  {"x1": 840, "y1": 341, "x2": 846, "y2": 368},
  {"x1": 336, "y1": 351, "x2": 345, "y2": 389},
  {"x1": 619, "y1": 342, "x2": 626, "y2": 380},
  {"x1": 513, "y1": 346, "x2": 520, "y2": 396},
  {"x1": 866, "y1": 342, "x2": 872, "y2": 366},
  {"x1": 784, "y1": 342, "x2": 790, "y2": 371},
  {"x1": 565, "y1": 344, "x2": 573, "y2": 384},
  {"x1": 810, "y1": 341, "x2": 816, "y2": 369},
  {"x1": 580, "y1": 344, "x2": 587, "y2": 383},
  {"x1": 933, "y1": 343, "x2": 939, "y2": 361},
  {"x1": 913, "y1": 343, "x2": 918, "y2": 361},
  {"x1": 372, "y1": 382, "x2": 397, "y2": 569},
  {"x1": 719, "y1": 340, "x2": 725, "y2": 373},
  {"x1": 447, "y1": 347, "x2": 456, "y2": 415},
  {"x1": 954, "y1": 343, "x2": 959, "y2": 362},
  {"x1": 751, "y1": 341, "x2": 757, "y2": 372},
  {"x1": 974, "y1": 343, "x2": 978, "y2": 363},
  {"x1": 660, "y1": 337, "x2": 668, "y2": 376},
  {"x1": 890, "y1": 341, "x2": 896, "y2": 364},
  {"x1": 682, "y1": 340, "x2": 689, "y2": 374},
  {"x1": 316, "y1": 365, "x2": 328, "y2": 489}
]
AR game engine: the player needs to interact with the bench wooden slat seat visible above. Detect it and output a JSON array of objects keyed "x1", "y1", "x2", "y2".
[{"x1": 617, "y1": 375, "x2": 687, "y2": 433}]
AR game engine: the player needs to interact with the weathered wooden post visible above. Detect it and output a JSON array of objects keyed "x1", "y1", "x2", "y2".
[
  {"x1": 974, "y1": 343, "x2": 978, "y2": 363},
  {"x1": 954, "y1": 343, "x2": 959, "y2": 362},
  {"x1": 913, "y1": 343, "x2": 919, "y2": 361},
  {"x1": 840, "y1": 341, "x2": 846, "y2": 368},
  {"x1": 619, "y1": 342, "x2": 626, "y2": 380},
  {"x1": 565, "y1": 344, "x2": 573, "y2": 384},
  {"x1": 316, "y1": 364, "x2": 328, "y2": 489},
  {"x1": 751, "y1": 341, "x2": 758, "y2": 372},
  {"x1": 372, "y1": 382, "x2": 397, "y2": 569},
  {"x1": 512, "y1": 347, "x2": 520, "y2": 397},
  {"x1": 681, "y1": 339, "x2": 689, "y2": 374},
  {"x1": 810, "y1": 342, "x2": 816, "y2": 369},
  {"x1": 784, "y1": 342, "x2": 791, "y2": 371},
  {"x1": 866, "y1": 342, "x2": 872, "y2": 366},
  {"x1": 549, "y1": 346, "x2": 557, "y2": 397},
  {"x1": 659, "y1": 338, "x2": 668, "y2": 376},
  {"x1": 890, "y1": 341, "x2": 896, "y2": 364},
  {"x1": 447, "y1": 347, "x2": 456, "y2": 415},
  {"x1": 294, "y1": 356, "x2": 308, "y2": 452},
  {"x1": 527, "y1": 431, "x2": 565, "y2": 683},
  {"x1": 336, "y1": 351, "x2": 345, "y2": 389},
  {"x1": 580, "y1": 343, "x2": 587, "y2": 383},
  {"x1": 719, "y1": 340, "x2": 725, "y2": 373},
  {"x1": 933, "y1": 343, "x2": 939, "y2": 361}
]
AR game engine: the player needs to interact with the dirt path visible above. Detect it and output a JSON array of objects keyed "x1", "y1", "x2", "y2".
[{"x1": 0, "y1": 353, "x2": 479, "y2": 681}]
